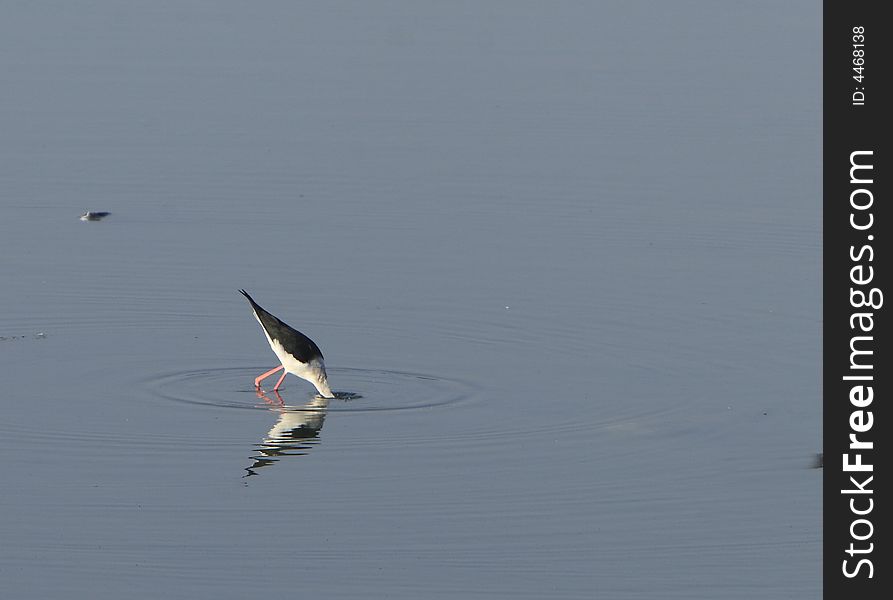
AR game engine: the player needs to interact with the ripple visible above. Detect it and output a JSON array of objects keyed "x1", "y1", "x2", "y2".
[{"x1": 142, "y1": 366, "x2": 475, "y2": 413}]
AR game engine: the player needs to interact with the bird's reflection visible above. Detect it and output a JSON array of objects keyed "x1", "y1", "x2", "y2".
[{"x1": 244, "y1": 389, "x2": 329, "y2": 477}]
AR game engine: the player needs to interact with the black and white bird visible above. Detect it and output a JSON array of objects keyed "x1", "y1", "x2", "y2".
[
  {"x1": 239, "y1": 290, "x2": 334, "y2": 398},
  {"x1": 79, "y1": 211, "x2": 111, "y2": 221}
]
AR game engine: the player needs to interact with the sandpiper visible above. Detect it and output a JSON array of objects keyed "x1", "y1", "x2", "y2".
[{"x1": 239, "y1": 289, "x2": 334, "y2": 398}]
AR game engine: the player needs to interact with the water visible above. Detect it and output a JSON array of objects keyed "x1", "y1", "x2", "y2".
[{"x1": 1, "y1": 2, "x2": 820, "y2": 598}]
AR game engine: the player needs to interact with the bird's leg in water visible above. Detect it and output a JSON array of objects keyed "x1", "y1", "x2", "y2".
[
  {"x1": 255, "y1": 365, "x2": 284, "y2": 388},
  {"x1": 273, "y1": 370, "x2": 288, "y2": 391}
]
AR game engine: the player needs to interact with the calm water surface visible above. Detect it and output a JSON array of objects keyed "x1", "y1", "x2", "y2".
[{"x1": 1, "y1": 2, "x2": 820, "y2": 598}]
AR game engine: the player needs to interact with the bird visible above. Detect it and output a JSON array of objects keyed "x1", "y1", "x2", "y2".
[
  {"x1": 79, "y1": 211, "x2": 111, "y2": 221},
  {"x1": 239, "y1": 289, "x2": 334, "y2": 398}
]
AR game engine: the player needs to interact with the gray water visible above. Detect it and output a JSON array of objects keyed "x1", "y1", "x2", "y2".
[{"x1": 1, "y1": 2, "x2": 821, "y2": 598}]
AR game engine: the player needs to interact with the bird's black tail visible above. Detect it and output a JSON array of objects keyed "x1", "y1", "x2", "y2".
[
  {"x1": 239, "y1": 289, "x2": 263, "y2": 313},
  {"x1": 238, "y1": 289, "x2": 325, "y2": 363}
]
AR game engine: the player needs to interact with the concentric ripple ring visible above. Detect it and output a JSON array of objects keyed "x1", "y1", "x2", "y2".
[{"x1": 142, "y1": 366, "x2": 475, "y2": 413}]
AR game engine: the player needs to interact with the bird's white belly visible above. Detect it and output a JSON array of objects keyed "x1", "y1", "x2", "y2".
[
  {"x1": 264, "y1": 331, "x2": 327, "y2": 383},
  {"x1": 267, "y1": 336, "x2": 326, "y2": 381}
]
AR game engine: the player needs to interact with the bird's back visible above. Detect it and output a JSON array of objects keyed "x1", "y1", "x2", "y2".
[{"x1": 239, "y1": 289, "x2": 324, "y2": 364}]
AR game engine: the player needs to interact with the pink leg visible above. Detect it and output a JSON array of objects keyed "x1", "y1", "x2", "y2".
[
  {"x1": 255, "y1": 365, "x2": 283, "y2": 388},
  {"x1": 273, "y1": 369, "x2": 288, "y2": 391}
]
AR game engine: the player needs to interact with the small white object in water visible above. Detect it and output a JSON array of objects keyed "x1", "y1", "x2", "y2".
[{"x1": 80, "y1": 211, "x2": 111, "y2": 221}]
